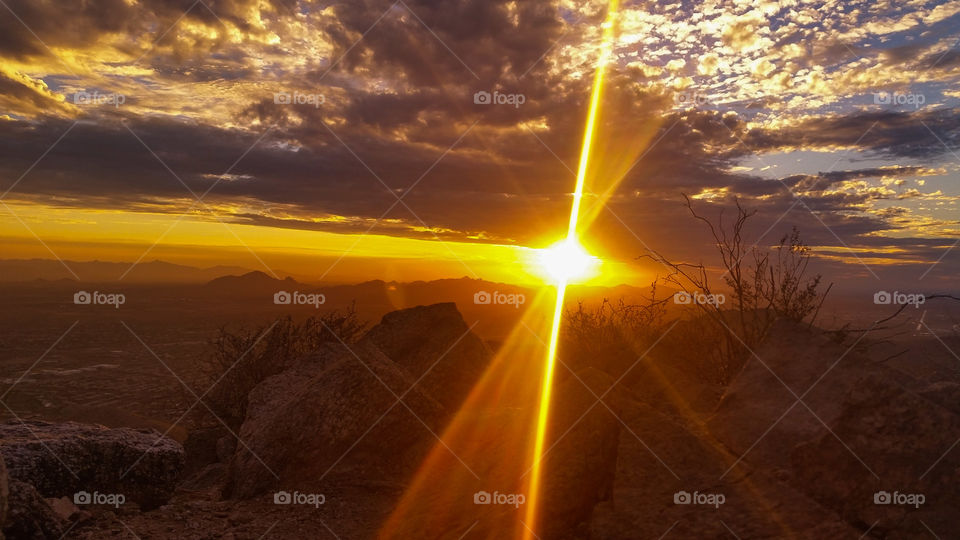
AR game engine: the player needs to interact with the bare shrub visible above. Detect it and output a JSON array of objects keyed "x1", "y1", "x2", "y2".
[
  {"x1": 196, "y1": 304, "x2": 367, "y2": 428},
  {"x1": 754, "y1": 227, "x2": 829, "y2": 324},
  {"x1": 560, "y1": 285, "x2": 668, "y2": 378},
  {"x1": 645, "y1": 196, "x2": 830, "y2": 382}
]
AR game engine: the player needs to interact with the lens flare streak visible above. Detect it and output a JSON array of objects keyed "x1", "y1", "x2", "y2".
[{"x1": 522, "y1": 1, "x2": 620, "y2": 537}]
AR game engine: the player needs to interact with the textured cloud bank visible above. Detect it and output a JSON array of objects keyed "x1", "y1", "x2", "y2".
[{"x1": 1, "y1": 0, "x2": 958, "y2": 280}]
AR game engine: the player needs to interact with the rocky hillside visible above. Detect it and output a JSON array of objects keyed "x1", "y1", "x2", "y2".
[{"x1": 2, "y1": 307, "x2": 956, "y2": 538}]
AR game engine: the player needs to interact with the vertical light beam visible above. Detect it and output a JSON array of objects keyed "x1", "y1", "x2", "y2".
[{"x1": 523, "y1": 2, "x2": 620, "y2": 538}]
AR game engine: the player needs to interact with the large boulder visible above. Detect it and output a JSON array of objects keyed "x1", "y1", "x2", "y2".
[
  {"x1": 364, "y1": 303, "x2": 491, "y2": 411},
  {"x1": 708, "y1": 320, "x2": 960, "y2": 537},
  {"x1": 791, "y1": 373, "x2": 960, "y2": 536},
  {"x1": 228, "y1": 341, "x2": 444, "y2": 499},
  {"x1": 0, "y1": 421, "x2": 184, "y2": 510},
  {"x1": 588, "y1": 396, "x2": 859, "y2": 539},
  {"x1": 708, "y1": 320, "x2": 855, "y2": 469},
  {"x1": 540, "y1": 368, "x2": 621, "y2": 539}
]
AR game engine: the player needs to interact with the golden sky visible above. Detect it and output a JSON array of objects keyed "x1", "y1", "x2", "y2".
[{"x1": 1, "y1": 0, "x2": 959, "y2": 287}]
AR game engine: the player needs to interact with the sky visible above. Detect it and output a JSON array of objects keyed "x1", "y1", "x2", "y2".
[{"x1": 0, "y1": 0, "x2": 958, "y2": 289}]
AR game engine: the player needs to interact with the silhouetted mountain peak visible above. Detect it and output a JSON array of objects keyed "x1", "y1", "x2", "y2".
[{"x1": 205, "y1": 271, "x2": 299, "y2": 288}]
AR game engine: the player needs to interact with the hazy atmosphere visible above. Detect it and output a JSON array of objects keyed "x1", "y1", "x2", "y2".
[{"x1": 0, "y1": 0, "x2": 958, "y2": 539}]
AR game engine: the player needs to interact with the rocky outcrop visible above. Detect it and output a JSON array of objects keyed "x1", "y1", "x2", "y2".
[
  {"x1": 791, "y1": 372, "x2": 960, "y2": 536},
  {"x1": 0, "y1": 456, "x2": 6, "y2": 540},
  {"x1": 228, "y1": 341, "x2": 444, "y2": 499},
  {"x1": 4, "y1": 480, "x2": 63, "y2": 539},
  {"x1": 588, "y1": 395, "x2": 860, "y2": 539},
  {"x1": 540, "y1": 368, "x2": 621, "y2": 539},
  {"x1": 364, "y1": 303, "x2": 490, "y2": 411},
  {"x1": 708, "y1": 320, "x2": 960, "y2": 537},
  {"x1": 0, "y1": 421, "x2": 184, "y2": 510}
]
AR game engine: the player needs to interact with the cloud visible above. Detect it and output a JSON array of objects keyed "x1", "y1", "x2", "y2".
[{"x1": 0, "y1": 0, "x2": 958, "y2": 283}]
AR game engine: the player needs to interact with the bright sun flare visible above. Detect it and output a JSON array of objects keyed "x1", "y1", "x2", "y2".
[{"x1": 536, "y1": 238, "x2": 600, "y2": 283}]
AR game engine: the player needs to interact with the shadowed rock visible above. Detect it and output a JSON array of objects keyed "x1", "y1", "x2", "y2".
[
  {"x1": 364, "y1": 302, "x2": 491, "y2": 411},
  {"x1": 183, "y1": 425, "x2": 232, "y2": 474},
  {"x1": 791, "y1": 372, "x2": 960, "y2": 536},
  {"x1": 4, "y1": 480, "x2": 63, "y2": 539},
  {"x1": 540, "y1": 368, "x2": 621, "y2": 539},
  {"x1": 709, "y1": 320, "x2": 960, "y2": 537},
  {"x1": 228, "y1": 341, "x2": 444, "y2": 499},
  {"x1": 0, "y1": 421, "x2": 184, "y2": 510},
  {"x1": 0, "y1": 456, "x2": 6, "y2": 539}
]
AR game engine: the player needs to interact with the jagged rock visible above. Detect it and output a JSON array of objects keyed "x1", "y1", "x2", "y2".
[
  {"x1": 0, "y1": 420, "x2": 184, "y2": 510},
  {"x1": 228, "y1": 341, "x2": 444, "y2": 499},
  {"x1": 364, "y1": 302, "x2": 491, "y2": 411},
  {"x1": 4, "y1": 481, "x2": 63, "y2": 539},
  {"x1": 540, "y1": 368, "x2": 621, "y2": 539}
]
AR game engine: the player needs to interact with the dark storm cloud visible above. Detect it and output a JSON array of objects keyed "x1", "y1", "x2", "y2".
[
  {"x1": 783, "y1": 166, "x2": 926, "y2": 192},
  {"x1": 321, "y1": 0, "x2": 565, "y2": 86},
  {"x1": 4, "y1": 81, "x2": 949, "y2": 249},
  {"x1": 0, "y1": 115, "x2": 397, "y2": 212},
  {"x1": 0, "y1": 0, "x2": 133, "y2": 59},
  {"x1": 745, "y1": 109, "x2": 960, "y2": 159}
]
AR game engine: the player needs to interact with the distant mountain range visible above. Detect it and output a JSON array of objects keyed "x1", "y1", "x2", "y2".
[
  {"x1": 0, "y1": 259, "x2": 266, "y2": 284},
  {"x1": 0, "y1": 260, "x2": 663, "y2": 341},
  {"x1": 0, "y1": 259, "x2": 657, "y2": 300}
]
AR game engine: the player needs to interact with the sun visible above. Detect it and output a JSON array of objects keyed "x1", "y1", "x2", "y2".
[{"x1": 535, "y1": 238, "x2": 600, "y2": 284}]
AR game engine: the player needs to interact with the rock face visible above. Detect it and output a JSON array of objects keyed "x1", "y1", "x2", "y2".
[
  {"x1": 4, "y1": 480, "x2": 63, "y2": 539},
  {"x1": 790, "y1": 372, "x2": 960, "y2": 536},
  {"x1": 708, "y1": 320, "x2": 960, "y2": 537},
  {"x1": 588, "y1": 397, "x2": 859, "y2": 539},
  {"x1": 364, "y1": 302, "x2": 490, "y2": 411},
  {"x1": 540, "y1": 368, "x2": 621, "y2": 539},
  {"x1": 0, "y1": 421, "x2": 184, "y2": 510},
  {"x1": 0, "y1": 456, "x2": 7, "y2": 540},
  {"x1": 228, "y1": 341, "x2": 445, "y2": 499}
]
